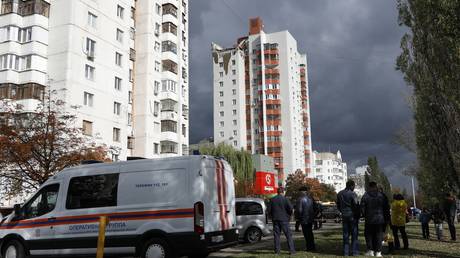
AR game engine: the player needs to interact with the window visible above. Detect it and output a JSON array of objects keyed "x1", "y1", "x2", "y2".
[
  {"x1": 113, "y1": 102, "x2": 121, "y2": 115},
  {"x1": 233, "y1": 130, "x2": 237, "y2": 136},
  {"x1": 219, "y1": 101, "x2": 224, "y2": 107},
  {"x1": 233, "y1": 120, "x2": 237, "y2": 125},
  {"x1": 182, "y1": 124, "x2": 186, "y2": 137},
  {"x1": 154, "y1": 41, "x2": 160, "y2": 52},
  {"x1": 162, "y1": 3, "x2": 177, "y2": 17},
  {"x1": 235, "y1": 202, "x2": 263, "y2": 216},
  {"x1": 219, "y1": 72, "x2": 223, "y2": 77},
  {"x1": 219, "y1": 62, "x2": 223, "y2": 67},
  {"x1": 232, "y1": 69, "x2": 236, "y2": 75},
  {"x1": 117, "y1": 5, "x2": 124, "y2": 19},
  {"x1": 130, "y1": 6, "x2": 135, "y2": 20},
  {"x1": 161, "y1": 99, "x2": 178, "y2": 112},
  {"x1": 233, "y1": 141, "x2": 238, "y2": 147},
  {"x1": 115, "y1": 52, "x2": 122, "y2": 66},
  {"x1": 114, "y1": 77, "x2": 122, "y2": 90},
  {"x1": 154, "y1": 122, "x2": 160, "y2": 133},
  {"x1": 162, "y1": 40, "x2": 177, "y2": 54},
  {"x1": 66, "y1": 174, "x2": 118, "y2": 209},
  {"x1": 162, "y1": 22, "x2": 177, "y2": 35},
  {"x1": 18, "y1": 27, "x2": 32, "y2": 43},
  {"x1": 82, "y1": 120, "x2": 93, "y2": 136},
  {"x1": 232, "y1": 79, "x2": 236, "y2": 85},
  {"x1": 155, "y1": 3, "x2": 161, "y2": 15},
  {"x1": 154, "y1": 81, "x2": 160, "y2": 95},
  {"x1": 154, "y1": 143, "x2": 159, "y2": 154},
  {"x1": 219, "y1": 121, "x2": 224, "y2": 127},
  {"x1": 162, "y1": 59, "x2": 177, "y2": 74},
  {"x1": 154, "y1": 61, "x2": 160, "y2": 72},
  {"x1": 219, "y1": 81, "x2": 223, "y2": 87},
  {"x1": 153, "y1": 101, "x2": 159, "y2": 116},
  {"x1": 83, "y1": 92, "x2": 93, "y2": 107},
  {"x1": 113, "y1": 127, "x2": 121, "y2": 142},
  {"x1": 219, "y1": 111, "x2": 224, "y2": 117},
  {"x1": 161, "y1": 141, "x2": 178, "y2": 154},
  {"x1": 232, "y1": 109, "x2": 237, "y2": 115},
  {"x1": 129, "y1": 27, "x2": 135, "y2": 40},
  {"x1": 154, "y1": 23, "x2": 160, "y2": 36},
  {"x1": 127, "y1": 136, "x2": 134, "y2": 149},
  {"x1": 232, "y1": 89, "x2": 236, "y2": 95},
  {"x1": 85, "y1": 65, "x2": 95, "y2": 80},
  {"x1": 220, "y1": 131, "x2": 224, "y2": 137},
  {"x1": 116, "y1": 29, "x2": 124, "y2": 43},
  {"x1": 129, "y1": 69, "x2": 134, "y2": 82},
  {"x1": 86, "y1": 38, "x2": 96, "y2": 57},
  {"x1": 232, "y1": 60, "x2": 236, "y2": 65},
  {"x1": 219, "y1": 91, "x2": 223, "y2": 97},
  {"x1": 88, "y1": 12, "x2": 97, "y2": 28},
  {"x1": 232, "y1": 99, "x2": 236, "y2": 105},
  {"x1": 21, "y1": 184, "x2": 59, "y2": 219},
  {"x1": 128, "y1": 112, "x2": 132, "y2": 125},
  {"x1": 161, "y1": 79, "x2": 177, "y2": 93}
]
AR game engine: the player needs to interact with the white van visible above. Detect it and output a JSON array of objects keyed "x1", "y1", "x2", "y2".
[{"x1": 0, "y1": 156, "x2": 238, "y2": 258}]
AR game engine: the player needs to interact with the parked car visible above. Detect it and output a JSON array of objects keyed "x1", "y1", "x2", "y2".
[
  {"x1": 235, "y1": 198, "x2": 271, "y2": 243},
  {"x1": 0, "y1": 156, "x2": 238, "y2": 258},
  {"x1": 321, "y1": 204, "x2": 342, "y2": 223}
]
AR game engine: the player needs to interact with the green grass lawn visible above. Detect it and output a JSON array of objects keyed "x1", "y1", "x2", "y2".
[{"x1": 234, "y1": 222, "x2": 460, "y2": 257}]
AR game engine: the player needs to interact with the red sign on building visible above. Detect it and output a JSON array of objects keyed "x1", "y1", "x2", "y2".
[{"x1": 253, "y1": 171, "x2": 277, "y2": 195}]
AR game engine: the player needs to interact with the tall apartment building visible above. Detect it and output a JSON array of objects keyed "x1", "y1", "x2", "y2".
[
  {"x1": 0, "y1": 0, "x2": 189, "y2": 161},
  {"x1": 212, "y1": 18, "x2": 312, "y2": 181},
  {"x1": 312, "y1": 150, "x2": 347, "y2": 193}
]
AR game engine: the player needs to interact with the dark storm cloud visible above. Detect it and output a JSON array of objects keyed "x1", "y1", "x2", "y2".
[{"x1": 189, "y1": 0, "x2": 415, "y2": 189}]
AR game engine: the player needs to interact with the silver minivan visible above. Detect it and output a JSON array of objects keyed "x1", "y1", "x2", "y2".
[{"x1": 235, "y1": 198, "x2": 271, "y2": 243}]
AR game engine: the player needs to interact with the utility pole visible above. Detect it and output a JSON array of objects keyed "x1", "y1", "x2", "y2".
[{"x1": 411, "y1": 176, "x2": 417, "y2": 209}]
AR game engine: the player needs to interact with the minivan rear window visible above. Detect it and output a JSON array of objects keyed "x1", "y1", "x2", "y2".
[
  {"x1": 66, "y1": 173, "x2": 119, "y2": 209},
  {"x1": 236, "y1": 202, "x2": 263, "y2": 216}
]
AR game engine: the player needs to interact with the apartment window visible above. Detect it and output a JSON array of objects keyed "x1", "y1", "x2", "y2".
[
  {"x1": 219, "y1": 101, "x2": 224, "y2": 107},
  {"x1": 232, "y1": 99, "x2": 236, "y2": 105},
  {"x1": 110, "y1": 77, "x2": 121, "y2": 91},
  {"x1": 130, "y1": 7, "x2": 135, "y2": 20},
  {"x1": 129, "y1": 27, "x2": 135, "y2": 40},
  {"x1": 162, "y1": 3, "x2": 177, "y2": 17},
  {"x1": 233, "y1": 141, "x2": 238, "y2": 147},
  {"x1": 182, "y1": 124, "x2": 186, "y2": 137},
  {"x1": 113, "y1": 128, "x2": 121, "y2": 142},
  {"x1": 161, "y1": 99, "x2": 178, "y2": 112},
  {"x1": 127, "y1": 136, "x2": 134, "y2": 149},
  {"x1": 232, "y1": 69, "x2": 236, "y2": 75},
  {"x1": 220, "y1": 131, "x2": 224, "y2": 137},
  {"x1": 233, "y1": 120, "x2": 237, "y2": 125},
  {"x1": 162, "y1": 40, "x2": 177, "y2": 54},
  {"x1": 233, "y1": 130, "x2": 237, "y2": 136},
  {"x1": 128, "y1": 91, "x2": 133, "y2": 104},
  {"x1": 219, "y1": 62, "x2": 223, "y2": 68},
  {"x1": 232, "y1": 60, "x2": 236, "y2": 65},
  {"x1": 117, "y1": 5, "x2": 124, "y2": 19},
  {"x1": 219, "y1": 81, "x2": 223, "y2": 87},
  {"x1": 83, "y1": 92, "x2": 93, "y2": 107},
  {"x1": 155, "y1": 4, "x2": 161, "y2": 15},
  {"x1": 154, "y1": 41, "x2": 160, "y2": 52},
  {"x1": 154, "y1": 81, "x2": 160, "y2": 95},
  {"x1": 160, "y1": 141, "x2": 178, "y2": 154},
  {"x1": 116, "y1": 29, "x2": 124, "y2": 43},
  {"x1": 232, "y1": 109, "x2": 237, "y2": 115},
  {"x1": 18, "y1": 27, "x2": 32, "y2": 43},
  {"x1": 85, "y1": 65, "x2": 95, "y2": 80},
  {"x1": 154, "y1": 143, "x2": 159, "y2": 154},
  {"x1": 219, "y1": 111, "x2": 224, "y2": 117},
  {"x1": 154, "y1": 61, "x2": 160, "y2": 72},
  {"x1": 219, "y1": 121, "x2": 224, "y2": 127},
  {"x1": 162, "y1": 79, "x2": 177, "y2": 93},
  {"x1": 162, "y1": 59, "x2": 177, "y2": 74},
  {"x1": 129, "y1": 69, "x2": 134, "y2": 82},
  {"x1": 232, "y1": 79, "x2": 236, "y2": 85},
  {"x1": 154, "y1": 23, "x2": 160, "y2": 36},
  {"x1": 153, "y1": 101, "x2": 159, "y2": 116},
  {"x1": 82, "y1": 120, "x2": 93, "y2": 136},
  {"x1": 232, "y1": 89, "x2": 236, "y2": 95},
  {"x1": 86, "y1": 38, "x2": 96, "y2": 58},
  {"x1": 162, "y1": 22, "x2": 177, "y2": 35},
  {"x1": 161, "y1": 120, "x2": 177, "y2": 133},
  {"x1": 115, "y1": 52, "x2": 122, "y2": 66},
  {"x1": 219, "y1": 72, "x2": 223, "y2": 77},
  {"x1": 88, "y1": 12, "x2": 97, "y2": 28},
  {"x1": 113, "y1": 102, "x2": 121, "y2": 115},
  {"x1": 219, "y1": 91, "x2": 223, "y2": 97}
]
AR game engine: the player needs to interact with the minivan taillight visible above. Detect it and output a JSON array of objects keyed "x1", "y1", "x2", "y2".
[{"x1": 194, "y1": 202, "x2": 204, "y2": 234}]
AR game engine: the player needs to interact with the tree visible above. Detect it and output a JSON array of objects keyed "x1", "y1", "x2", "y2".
[
  {"x1": 285, "y1": 170, "x2": 329, "y2": 202},
  {"x1": 397, "y1": 0, "x2": 460, "y2": 201},
  {"x1": 199, "y1": 142, "x2": 254, "y2": 197},
  {"x1": 366, "y1": 156, "x2": 392, "y2": 199},
  {"x1": 320, "y1": 183, "x2": 337, "y2": 202},
  {"x1": 0, "y1": 90, "x2": 109, "y2": 198}
]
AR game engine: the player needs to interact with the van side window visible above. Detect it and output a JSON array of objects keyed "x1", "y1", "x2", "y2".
[
  {"x1": 236, "y1": 202, "x2": 263, "y2": 216},
  {"x1": 66, "y1": 173, "x2": 119, "y2": 209},
  {"x1": 22, "y1": 184, "x2": 60, "y2": 219}
]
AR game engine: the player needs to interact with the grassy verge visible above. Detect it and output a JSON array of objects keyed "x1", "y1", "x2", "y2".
[{"x1": 233, "y1": 222, "x2": 460, "y2": 257}]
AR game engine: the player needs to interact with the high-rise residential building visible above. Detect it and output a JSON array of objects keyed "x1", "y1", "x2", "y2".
[
  {"x1": 212, "y1": 18, "x2": 312, "y2": 181},
  {"x1": 0, "y1": 0, "x2": 189, "y2": 161},
  {"x1": 348, "y1": 165, "x2": 368, "y2": 198},
  {"x1": 312, "y1": 150, "x2": 347, "y2": 193}
]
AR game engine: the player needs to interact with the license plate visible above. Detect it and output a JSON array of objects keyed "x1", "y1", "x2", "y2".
[{"x1": 211, "y1": 235, "x2": 224, "y2": 243}]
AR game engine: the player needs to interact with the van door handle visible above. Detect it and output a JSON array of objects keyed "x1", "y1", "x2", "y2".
[{"x1": 48, "y1": 217, "x2": 57, "y2": 221}]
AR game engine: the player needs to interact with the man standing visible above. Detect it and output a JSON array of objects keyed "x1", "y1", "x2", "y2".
[
  {"x1": 269, "y1": 187, "x2": 296, "y2": 255},
  {"x1": 337, "y1": 180, "x2": 360, "y2": 256},
  {"x1": 443, "y1": 193, "x2": 457, "y2": 241},
  {"x1": 295, "y1": 186, "x2": 317, "y2": 252},
  {"x1": 361, "y1": 182, "x2": 390, "y2": 257}
]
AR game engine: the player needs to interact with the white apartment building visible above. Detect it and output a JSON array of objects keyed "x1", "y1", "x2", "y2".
[
  {"x1": 0, "y1": 0, "x2": 189, "y2": 161},
  {"x1": 212, "y1": 18, "x2": 312, "y2": 182},
  {"x1": 312, "y1": 150, "x2": 347, "y2": 193},
  {"x1": 349, "y1": 165, "x2": 368, "y2": 198}
]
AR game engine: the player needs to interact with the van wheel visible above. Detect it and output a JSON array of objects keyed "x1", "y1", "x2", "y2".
[
  {"x1": 142, "y1": 238, "x2": 173, "y2": 258},
  {"x1": 245, "y1": 227, "x2": 262, "y2": 243},
  {"x1": 2, "y1": 240, "x2": 26, "y2": 258}
]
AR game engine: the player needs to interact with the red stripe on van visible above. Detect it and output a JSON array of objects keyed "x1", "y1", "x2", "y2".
[
  {"x1": 220, "y1": 160, "x2": 229, "y2": 230},
  {"x1": 215, "y1": 160, "x2": 226, "y2": 230}
]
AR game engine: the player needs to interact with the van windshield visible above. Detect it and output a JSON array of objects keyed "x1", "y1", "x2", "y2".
[{"x1": 22, "y1": 184, "x2": 59, "y2": 219}]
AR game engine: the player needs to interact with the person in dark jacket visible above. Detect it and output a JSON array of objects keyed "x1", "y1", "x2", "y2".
[
  {"x1": 443, "y1": 193, "x2": 457, "y2": 241},
  {"x1": 337, "y1": 180, "x2": 360, "y2": 256},
  {"x1": 419, "y1": 207, "x2": 431, "y2": 239},
  {"x1": 432, "y1": 203, "x2": 445, "y2": 241},
  {"x1": 361, "y1": 181, "x2": 390, "y2": 257},
  {"x1": 295, "y1": 186, "x2": 317, "y2": 252},
  {"x1": 269, "y1": 187, "x2": 296, "y2": 255}
]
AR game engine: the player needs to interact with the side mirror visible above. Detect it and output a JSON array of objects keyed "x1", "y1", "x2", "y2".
[{"x1": 13, "y1": 204, "x2": 21, "y2": 214}]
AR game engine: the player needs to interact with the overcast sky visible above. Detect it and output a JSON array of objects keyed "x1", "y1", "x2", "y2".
[{"x1": 188, "y1": 0, "x2": 415, "y2": 189}]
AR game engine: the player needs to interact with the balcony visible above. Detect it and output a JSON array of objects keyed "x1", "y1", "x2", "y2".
[
  {"x1": 0, "y1": 83, "x2": 45, "y2": 101},
  {"x1": 1, "y1": 0, "x2": 50, "y2": 17}
]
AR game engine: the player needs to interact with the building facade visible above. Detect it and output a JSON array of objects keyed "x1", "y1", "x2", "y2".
[
  {"x1": 348, "y1": 165, "x2": 368, "y2": 198},
  {"x1": 312, "y1": 150, "x2": 347, "y2": 193},
  {"x1": 212, "y1": 18, "x2": 312, "y2": 181},
  {"x1": 0, "y1": 0, "x2": 189, "y2": 161}
]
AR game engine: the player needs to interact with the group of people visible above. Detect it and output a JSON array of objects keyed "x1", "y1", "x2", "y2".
[
  {"x1": 268, "y1": 180, "x2": 458, "y2": 257},
  {"x1": 419, "y1": 193, "x2": 458, "y2": 241}
]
